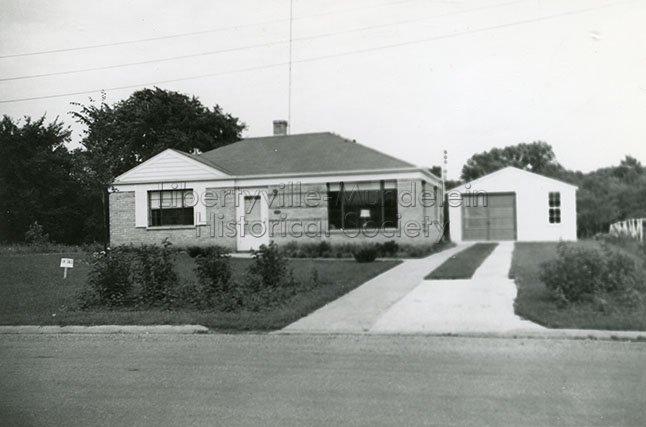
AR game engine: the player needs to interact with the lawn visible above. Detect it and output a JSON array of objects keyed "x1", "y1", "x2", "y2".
[
  {"x1": 510, "y1": 241, "x2": 646, "y2": 330},
  {"x1": 0, "y1": 252, "x2": 399, "y2": 331},
  {"x1": 425, "y1": 243, "x2": 497, "y2": 279}
]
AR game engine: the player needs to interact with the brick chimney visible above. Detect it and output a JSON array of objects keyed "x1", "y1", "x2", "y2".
[{"x1": 273, "y1": 120, "x2": 288, "y2": 136}]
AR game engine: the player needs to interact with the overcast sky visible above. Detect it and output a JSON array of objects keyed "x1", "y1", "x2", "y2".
[{"x1": 1, "y1": 0, "x2": 644, "y2": 179}]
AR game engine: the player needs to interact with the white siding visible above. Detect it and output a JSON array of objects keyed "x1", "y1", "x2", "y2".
[
  {"x1": 448, "y1": 167, "x2": 577, "y2": 242},
  {"x1": 115, "y1": 149, "x2": 228, "y2": 184}
]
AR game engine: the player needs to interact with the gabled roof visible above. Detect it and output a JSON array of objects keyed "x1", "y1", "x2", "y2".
[
  {"x1": 450, "y1": 166, "x2": 578, "y2": 192},
  {"x1": 195, "y1": 132, "x2": 415, "y2": 176},
  {"x1": 113, "y1": 148, "x2": 230, "y2": 184}
]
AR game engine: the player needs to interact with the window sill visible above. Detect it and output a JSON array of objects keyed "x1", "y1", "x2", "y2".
[
  {"x1": 327, "y1": 227, "x2": 399, "y2": 234},
  {"x1": 146, "y1": 225, "x2": 196, "y2": 230}
]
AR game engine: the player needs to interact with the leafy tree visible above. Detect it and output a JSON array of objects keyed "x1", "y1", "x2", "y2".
[
  {"x1": 0, "y1": 115, "x2": 87, "y2": 243},
  {"x1": 70, "y1": 87, "x2": 245, "y2": 179},
  {"x1": 69, "y1": 87, "x2": 246, "y2": 243},
  {"x1": 461, "y1": 141, "x2": 561, "y2": 181}
]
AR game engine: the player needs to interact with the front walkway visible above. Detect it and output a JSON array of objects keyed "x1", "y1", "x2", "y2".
[
  {"x1": 282, "y1": 244, "x2": 469, "y2": 333},
  {"x1": 371, "y1": 242, "x2": 544, "y2": 333},
  {"x1": 283, "y1": 241, "x2": 544, "y2": 334}
]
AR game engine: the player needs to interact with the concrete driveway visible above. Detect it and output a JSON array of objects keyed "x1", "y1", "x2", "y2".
[
  {"x1": 282, "y1": 244, "x2": 468, "y2": 333},
  {"x1": 283, "y1": 242, "x2": 544, "y2": 334},
  {"x1": 371, "y1": 242, "x2": 544, "y2": 334}
]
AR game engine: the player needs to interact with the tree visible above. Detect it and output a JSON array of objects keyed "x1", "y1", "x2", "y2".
[
  {"x1": 70, "y1": 87, "x2": 246, "y2": 243},
  {"x1": 71, "y1": 87, "x2": 246, "y2": 179},
  {"x1": 0, "y1": 115, "x2": 87, "y2": 243},
  {"x1": 460, "y1": 141, "x2": 561, "y2": 181}
]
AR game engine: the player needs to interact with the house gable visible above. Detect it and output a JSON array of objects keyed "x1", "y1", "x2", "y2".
[{"x1": 114, "y1": 149, "x2": 229, "y2": 184}]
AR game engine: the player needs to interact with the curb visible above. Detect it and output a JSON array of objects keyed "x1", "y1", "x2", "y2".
[
  {"x1": 0, "y1": 325, "x2": 209, "y2": 335},
  {"x1": 274, "y1": 328, "x2": 646, "y2": 342}
]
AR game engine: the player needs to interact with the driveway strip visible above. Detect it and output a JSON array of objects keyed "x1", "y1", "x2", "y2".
[
  {"x1": 281, "y1": 244, "x2": 469, "y2": 333},
  {"x1": 371, "y1": 242, "x2": 545, "y2": 334}
]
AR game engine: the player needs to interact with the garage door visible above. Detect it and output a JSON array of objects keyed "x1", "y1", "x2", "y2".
[{"x1": 462, "y1": 193, "x2": 516, "y2": 241}]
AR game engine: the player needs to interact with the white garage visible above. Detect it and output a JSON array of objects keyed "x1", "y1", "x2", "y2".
[{"x1": 448, "y1": 167, "x2": 577, "y2": 242}]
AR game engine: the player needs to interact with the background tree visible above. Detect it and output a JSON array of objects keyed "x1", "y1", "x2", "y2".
[
  {"x1": 460, "y1": 141, "x2": 562, "y2": 181},
  {"x1": 0, "y1": 115, "x2": 86, "y2": 243},
  {"x1": 70, "y1": 87, "x2": 246, "y2": 243}
]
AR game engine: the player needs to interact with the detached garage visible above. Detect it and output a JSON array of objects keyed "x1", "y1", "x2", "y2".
[{"x1": 448, "y1": 167, "x2": 577, "y2": 242}]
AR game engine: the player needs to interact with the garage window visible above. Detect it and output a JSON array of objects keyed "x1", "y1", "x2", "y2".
[{"x1": 548, "y1": 192, "x2": 561, "y2": 224}]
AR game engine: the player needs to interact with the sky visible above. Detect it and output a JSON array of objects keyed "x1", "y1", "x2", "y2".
[{"x1": 0, "y1": 0, "x2": 645, "y2": 179}]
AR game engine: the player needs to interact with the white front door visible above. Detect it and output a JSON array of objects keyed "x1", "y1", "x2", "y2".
[{"x1": 236, "y1": 190, "x2": 270, "y2": 251}]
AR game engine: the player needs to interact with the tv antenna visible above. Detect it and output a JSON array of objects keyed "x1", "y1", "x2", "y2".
[{"x1": 287, "y1": 0, "x2": 293, "y2": 134}]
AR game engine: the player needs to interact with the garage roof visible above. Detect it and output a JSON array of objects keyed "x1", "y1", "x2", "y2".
[{"x1": 450, "y1": 166, "x2": 578, "y2": 192}]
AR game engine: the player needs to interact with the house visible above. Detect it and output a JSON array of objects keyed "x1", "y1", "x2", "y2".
[
  {"x1": 109, "y1": 121, "x2": 444, "y2": 250},
  {"x1": 447, "y1": 166, "x2": 577, "y2": 242}
]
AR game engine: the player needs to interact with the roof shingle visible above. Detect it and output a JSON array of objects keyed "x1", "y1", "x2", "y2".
[{"x1": 195, "y1": 132, "x2": 414, "y2": 176}]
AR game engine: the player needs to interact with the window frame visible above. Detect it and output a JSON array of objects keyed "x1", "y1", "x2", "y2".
[
  {"x1": 148, "y1": 189, "x2": 195, "y2": 227},
  {"x1": 548, "y1": 191, "x2": 561, "y2": 224},
  {"x1": 326, "y1": 180, "x2": 398, "y2": 231}
]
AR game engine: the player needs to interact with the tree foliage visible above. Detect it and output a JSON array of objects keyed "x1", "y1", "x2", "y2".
[
  {"x1": 460, "y1": 141, "x2": 561, "y2": 181},
  {"x1": 0, "y1": 115, "x2": 87, "y2": 243},
  {"x1": 70, "y1": 87, "x2": 245, "y2": 182}
]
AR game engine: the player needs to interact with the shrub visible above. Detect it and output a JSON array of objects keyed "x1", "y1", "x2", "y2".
[
  {"x1": 376, "y1": 240, "x2": 399, "y2": 257},
  {"x1": 315, "y1": 241, "x2": 332, "y2": 257},
  {"x1": 248, "y1": 241, "x2": 289, "y2": 288},
  {"x1": 353, "y1": 245, "x2": 378, "y2": 263},
  {"x1": 194, "y1": 246, "x2": 233, "y2": 304},
  {"x1": 24, "y1": 221, "x2": 50, "y2": 249},
  {"x1": 539, "y1": 242, "x2": 643, "y2": 304},
  {"x1": 234, "y1": 242, "x2": 304, "y2": 311},
  {"x1": 132, "y1": 241, "x2": 179, "y2": 307},
  {"x1": 186, "y1": 246, "x2": 205, "y2": 258},
  {"x1": 80, "y1": 247, "x2": 133, "y2": 307},
  {"x1": 282, "y1": 241, "x2": 299, "y2": 257},
  {"x1": 277, "y1": 240, "x2": 450, "y2": 259},
  {"x1": 600, "y1": 242, "x2": 642, "y2": 292}
]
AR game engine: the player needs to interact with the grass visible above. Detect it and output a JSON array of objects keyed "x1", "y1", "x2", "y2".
[
  {"x1": 0, "y1": 252, "x2": 399, "y2": 331},
  {"x1": 425, "y1": 243, "x2": 498, "y2": 279},
  {"x1": 510, "y1": 241, "x2": 646, "y2": 331},
  {"x1": 0, "y1": 243, "x2": 100, "y2": 255}
]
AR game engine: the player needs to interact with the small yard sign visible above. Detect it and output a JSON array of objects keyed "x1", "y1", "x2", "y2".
[{"x1": 60, "y1": 258, "x2": 74, "y2": 278}]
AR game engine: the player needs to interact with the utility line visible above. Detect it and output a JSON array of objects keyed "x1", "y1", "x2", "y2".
[
  {"x1": 0, "y1": 0, "x2": 524, "y2": 82},
  {"x1": 0, "y1": 0, "x2": 423, "y2": 59},
  {"x1": 0, "y1": 0, "x2": 635, "y2": 104}
]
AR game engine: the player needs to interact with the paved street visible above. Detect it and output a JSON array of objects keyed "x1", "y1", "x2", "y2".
[{"x1": 1, "y1": 334, "x2": 645, "y2": 426}]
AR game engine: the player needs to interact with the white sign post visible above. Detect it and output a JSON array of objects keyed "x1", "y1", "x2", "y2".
[{"x1": 60, "y1": 258, "x2": 74, "y2": 279}]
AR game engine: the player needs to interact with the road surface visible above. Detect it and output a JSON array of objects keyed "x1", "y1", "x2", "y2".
[{"x1": 1, "y1": 334, "x2": 645, "y2": 426}]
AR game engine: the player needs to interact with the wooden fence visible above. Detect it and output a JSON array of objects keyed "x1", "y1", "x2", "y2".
[{"x1": 609, "y1": 218, "x2": 646, "y2": 241}]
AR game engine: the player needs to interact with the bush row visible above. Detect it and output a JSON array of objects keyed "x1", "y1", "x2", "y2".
[
  {"x1": 279, "y1": 240, "x2": 451, "y2": 260},
  {"x1": 539, "y1": 242, "x2": 645, "y2": 305},
  {"x1": 80, "y1": 241, "x2": 316, "y2": 312}
]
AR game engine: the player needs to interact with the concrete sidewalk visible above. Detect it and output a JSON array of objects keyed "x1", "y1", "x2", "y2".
[
  {"x1": 370, "y1": 242, "x2": 544, "y2": 334},
  {"x1": 282, "y1": 244, "x2": 469, "y2": 333},
  {"x1": 0, "y1": 325, "x2": 209, "y2": 334}
]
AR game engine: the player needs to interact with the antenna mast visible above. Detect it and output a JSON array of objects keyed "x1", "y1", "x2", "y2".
[
  {"x1": 287, "y1": 0, "x2": 293, "y2": 134},
  {"x1": 442, "y1": 149, "x2": 448, "y2": 197}
]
